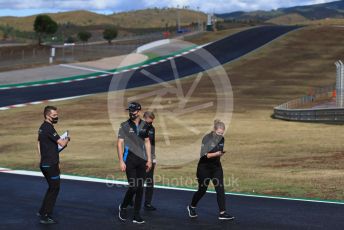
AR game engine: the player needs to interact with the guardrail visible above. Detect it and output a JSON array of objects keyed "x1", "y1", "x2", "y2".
[
  {"x1": 272, "y1": 84, "x2": 344, "y2": 121},
  {"x1": 273, "y1": 107, "x2": 344, "y2": 121}
]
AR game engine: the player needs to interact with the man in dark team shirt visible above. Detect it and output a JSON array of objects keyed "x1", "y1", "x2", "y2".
[
  {"x1": 37, "y1": 106, "x2": 70, "y2": 224},
  {"x1": 129, "y1": 111, "x2": 157, "y2": 211},
  {"x1": 117, "y1": 102, "x2": 152, "y2": 224}
]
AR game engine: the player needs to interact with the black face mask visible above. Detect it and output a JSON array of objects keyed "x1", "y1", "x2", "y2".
[
  {"x1": 51, "y1": 117, "x2": 59, "y2": 124},
  {"x1": 129, "y1": 112, "x2": 138, "y2": 120}
]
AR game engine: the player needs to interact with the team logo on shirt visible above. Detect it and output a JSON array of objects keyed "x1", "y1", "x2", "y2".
[
  {"x1": 129, "y1": 128, "x2": 135, "y2": 133},
  {"x1": 53, "y1": 132, "x2": 58, "y2": 137}
]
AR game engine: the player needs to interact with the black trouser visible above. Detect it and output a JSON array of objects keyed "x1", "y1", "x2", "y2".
[
  {"x1": 121, "y1": 153, "x2": 147, "y2": 215},
  {"x1": 144, "y1": 162, "x2": 155, "y2": 205},
  {"x1": 191, "y1": 162, "x2": 226, "y2": 212},
  {"x1": 39, "y1": 164, "x2": 60, "y2": 216}
]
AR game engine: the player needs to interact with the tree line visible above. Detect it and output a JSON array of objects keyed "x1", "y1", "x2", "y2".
[{"x1": 1, "y1": 14, "x2": 118, "y2": 45}]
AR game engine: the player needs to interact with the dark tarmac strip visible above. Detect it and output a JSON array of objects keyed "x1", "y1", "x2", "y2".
[
  {"x1": 0, "y1": 172, "x2": 343, "y2": 230},
  {"x1": 0, "y1": 26, "x2": 299, "y2": 107}
]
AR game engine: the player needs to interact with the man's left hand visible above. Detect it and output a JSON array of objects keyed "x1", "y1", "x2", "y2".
[{"x1": 146, "y1": 160, "x2": 152, "y2": 172}]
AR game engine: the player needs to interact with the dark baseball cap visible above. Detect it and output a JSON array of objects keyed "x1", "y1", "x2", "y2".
[{"x1": 126, "y1": 102, "x2": 141, "y2": 112}]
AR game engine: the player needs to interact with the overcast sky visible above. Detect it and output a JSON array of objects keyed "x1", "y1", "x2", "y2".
[{"x1": 0, "y1": 0, "x2": 337, "y2": 17}]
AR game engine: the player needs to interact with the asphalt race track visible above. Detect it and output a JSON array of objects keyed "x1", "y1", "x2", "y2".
[
  {"x1": 0, "y1": 26, "x2": 298, "y2": 107},
  {"x1": 0, "y1": 173, "x2": 343, "y2": 230}
]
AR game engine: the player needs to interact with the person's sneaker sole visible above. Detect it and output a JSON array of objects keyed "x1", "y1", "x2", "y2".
[
  {"x1": 218, "y1": 216, "x2": 235, "y2": 220},
  {"x1": 133, "y1": 220, "x2": 146, "y2": 224},
  {"x1": 187, "y1": 206, "x2": 198, "y2": 218},
  {"x1": 118, "y1": 205, "x2": 127, "y2": 221},
  {"x1": 39, "y1": 219, "x2": 57, "y2": 224}
]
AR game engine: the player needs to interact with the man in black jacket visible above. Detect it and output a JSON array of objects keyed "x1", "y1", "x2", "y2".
[{"x1": 37, "y1": 106, "x2": 70, "y2": 224}]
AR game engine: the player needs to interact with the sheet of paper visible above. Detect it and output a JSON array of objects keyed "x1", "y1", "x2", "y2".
[{"x1": 58, "y1": 131, "x2": 69, "y2": 152}]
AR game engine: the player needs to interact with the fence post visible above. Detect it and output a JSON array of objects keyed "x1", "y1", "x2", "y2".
[
  {"x1": 335, "y1": 61, "x2": 340, "y2": 107},
  {"x1": 50, "y1": 47, "x2": 55, "y2": 64},
  {"x1": 336, "y1": 60, "x2": 344, "y2": 108},
  {"x1": 340, "y1": 60, "x2": 344, "y2": 107}
]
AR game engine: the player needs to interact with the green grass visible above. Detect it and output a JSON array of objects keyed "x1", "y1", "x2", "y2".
[{"x1": 143, "y1": 52, "x2": 161, "y2": 60}]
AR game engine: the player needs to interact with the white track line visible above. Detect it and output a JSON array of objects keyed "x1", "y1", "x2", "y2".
[
  {"x1": 60, "y1": 64, "x2": 116, "y2": 75},
  {"x1": 0, "y1": 95, "x2": 90, "y2": 111},
  {"x1": 1, "y1": 45, "x2": 204, "y2": 110},
  {"x1": 0, "y1": 167, "x2": 343, "y2": 205},
  {"x1": 1, "y1": 45, "x2": 202, "y2": 92},
  {"x1": 49, "y1": 95, "x2": 89, "y2": 102}
]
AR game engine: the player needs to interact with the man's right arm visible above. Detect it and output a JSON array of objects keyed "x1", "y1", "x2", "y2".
[
  {"x1": 57, "y1": 137, "x2": 70, "y2": 148},
  {"x1": 37, "y1": 141, "x2": 41, "y2": 158},
  {"x1": 47, "y1": 126, "x2": 70, "y2": 147},
  {"x1": 206, "y1": 151, "x2": 224, "y2": 158},
  {"x1": 117, "y1": 138, "x2": 126, "y2": 172}
]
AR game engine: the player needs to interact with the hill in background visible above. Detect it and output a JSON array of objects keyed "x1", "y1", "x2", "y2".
[
  {"x1": 0, "y1": 11, "x2": 113, "y2": 32},
  {"x1": 266, "y1": 13, "x2": 309, "y2": 25},
  {"x1": 1, "y1": 1, "x2": 344, "y2": 31},
  {"x1": 0, "y1": 8, "x2": 207, "y2": 32},
  {"x1": 111, "y1": 8, "x2": 207, "y2": 29},
  {"x1": 217, "y1": 0, "x2": 344, "y2": 24}
]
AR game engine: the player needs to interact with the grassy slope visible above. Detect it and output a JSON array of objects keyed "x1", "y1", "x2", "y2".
[
  {"x1": 268, "y1": 14, "x2": 344, "y2": 26},
  {"x1": 303, "y1": 18, "x2": 344, "y2": 26},
  {"x1": 266, "y1": 13, "x2": 309, "y2": 25},
  {"x1": 0, "y1": 11, "x2": 113, "y2": 31},
  {"x1": 0, "y1": 9, "x2": 207, "y2": 31},
  {"x1": 183, "y1": 27, "x2": 253, "y2": 45},
  {"x1": 219, "y1": 0, "x2": 344, "y2": 23},
  {"x1": 0, "y1": 26, "x2": 344, "y2": 200},
  {"x1": 111, "y1": 8, "x2": 207, "y2": 28}
]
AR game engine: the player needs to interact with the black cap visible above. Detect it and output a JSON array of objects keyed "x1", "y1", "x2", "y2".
[{"x1": 126, "y1": 102, "x2": 141, "y2": 112}]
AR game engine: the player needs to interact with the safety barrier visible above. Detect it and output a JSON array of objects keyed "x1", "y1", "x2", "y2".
[
  {"x1": 272, "y1": 84, "x2": 344, "y2": 121},
  {"x1": 273, "y1": 107, "x2": 344, "y2": 121},
  {"x1": 274, "y1": 61, "x2": 344, "y2": 121}
]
